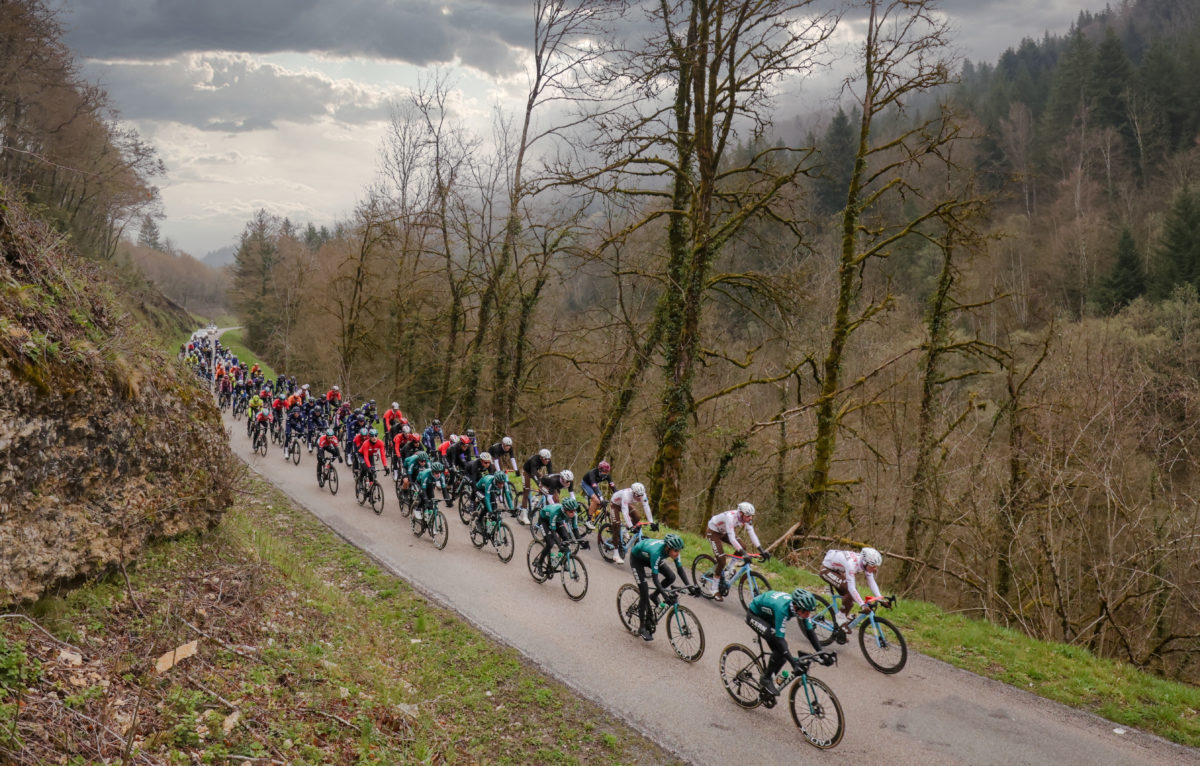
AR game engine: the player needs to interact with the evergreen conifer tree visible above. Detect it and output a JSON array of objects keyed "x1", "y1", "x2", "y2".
[
  {"x1": 1096, "y1": 227, "x2": 1144, "y2": 310},
  {"x1": 1152, "y1": 187, "x2": 1200, "y2": 299}
]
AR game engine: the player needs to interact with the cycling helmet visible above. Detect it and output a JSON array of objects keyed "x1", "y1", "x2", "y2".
[
  {"x1": 359, "y1": 428, "x2": 368, "y2": 437},
  {"x1": 416, "y1": 452, "x2": 429, "y2": 462},
  {"x1": 260, "y1": 389, "x2": 268, "y2": 398},
  {"x1": 663, "y1": 534, "x2": 684, "y2": 551},
  {"x1": 792, "y1": 588, "x2": 818, "y2": 612},
  {"x1": 502, "y1": 436, "x2": 513, "y2": 447},
  {"x1": 332, "y1": 385, "x2": 339, "y2": 391},
  {"x1": 562, "y1": 496, "x2": 581, "y2": 512},
  {"x1": 369, "y1": 428, "x2": 378, "y2": 437},
  {"x1": 737, "y1": 501, "x2": 756, "y2": 517},
  {"x1": 631, "y1": 482, "x2": 646, "y2": 498},
  {"x1": 480, "y1": 452, "x2": 493, "y2": 462},
  {"x1": 599, "y1": 460, "x2": 611, "y2": 473},
  {"x1": 369, "y1": 399, "x2": 376, "y2": 406},
  {"x1": 302, "y1": 383, "x2": 310, "y2": 390},
  {"x1": 401, "y1": 424, "x2": 412, "y2": 434},
  {"x1": 861, "y1": 547, "x2": 883, "y2": 568},
  {"x1": 392, "y1": 401, "x2": 399, "y2": 409},
  {"x1": 433, "y1": 419, "x2": 441, "y2": 427},
  {"x1": 450, "y1": 434, "x2": 460, "y2": 444},
  {"x1": 560, "y1": 469, "x2": 574, "y2": 483},
  {"x1": 430, "y1": 461, "x2": 445, "y2": 472},
  {"x1": 539, "y1": 448, "x2": 551, "y2": 461},
  {"x1": 326, "y1": 428, "x2": 334, "y2": 436},
  {"x1": 466, "y1": 428, "x2": 475, "y2": 439}
]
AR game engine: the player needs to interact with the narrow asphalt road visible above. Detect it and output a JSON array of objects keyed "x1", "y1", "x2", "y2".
[{"x1": 222, "y1": 408, "x2": 1196, "y2": 766}]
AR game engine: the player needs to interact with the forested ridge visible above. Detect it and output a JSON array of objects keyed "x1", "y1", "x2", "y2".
[{"x1": 219, "y1": 0, "x2": 1200, "y2": 683}]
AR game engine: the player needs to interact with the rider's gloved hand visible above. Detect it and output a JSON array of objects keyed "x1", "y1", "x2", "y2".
[
  {"x1": 759, "y1": 549, "x2": 771, "y2": 562},
  {"x1": 650, "y1": 522, "x2": 660, "y2": 532},
  {"x1": 687, "y1": 584, "x2": 700, "y2": 597},
  {"x1": 663, "y1": 592, "x2": 677, "y2": 605},
  {"x1": 821, "y1": 653, "x2": 836, "y2": 666}
]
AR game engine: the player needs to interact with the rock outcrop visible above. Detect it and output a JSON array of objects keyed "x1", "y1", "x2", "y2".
[{"x1": 0, "y1": 188, "x2": 235, "y2": 602}]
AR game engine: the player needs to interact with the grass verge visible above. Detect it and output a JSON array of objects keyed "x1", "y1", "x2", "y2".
[
  {"x1": 219, "y1": 327, "x2": 278, "y2": 381},
  {"x1": 0, "y1": 474, "x2": 679, "y2": 765},
  {"x1": 667, "y1": 527, "x2": 1200, "y2": 747}
]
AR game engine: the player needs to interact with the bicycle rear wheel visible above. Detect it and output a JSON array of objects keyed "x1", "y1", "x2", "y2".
[
  {"x1": 616, "y1": 584, "x2": 641, "y2": 634},
  {"x1": 526, "y1": 540, "x2": 549, "y2": 583},
  {"x1": 561, "y1": 556, "x2": 588, "y2": 601},
  {"x1": 859, "y1": 615, "x2": 907, "y2": 674},
  {"x1": 410, "y1": 509, "x2": 426, "y2": 537},
  {"x1": 370, "y1": 483, "x2": 384, "y2": 514},
  {"x1": 458, "y1": 495, "x2": 475, "y2": 525},
  {"x1": 596, "y1": 522, "x2": 621, "y2": 562},
  {"x1": 494, "y1": 521, "x2": 514, "y2": 563},
  {"x1": 737, "y1": 570, "x2": 770, "y2": 611},
  {"x1": 666, "y1": 604, "x2": 705, "y2": 662},
  {"x1": 469, "y1": 518, "x2": 487, "y2": 549},
  {"x1": 809, "y1": 593, "x2": 838, "y2": 647},
  {"x1": 718, "y1": 644, "x2": 762, "y2": 709},
  {"x1": 430, "y1": 512, "x2": 448, "y2": 550},
  {"x1": 327, "y1": 466, "x2": 339, "y2": 495},
  {"x1": 689, "y1": 554, "x2": 719, "y2": 600},
  {"x1": 790, "y1": 675, "x2": 844, "y2": 749},
  {"x1": 397, "y1": 488, "x2": 413, "y2": 518}
]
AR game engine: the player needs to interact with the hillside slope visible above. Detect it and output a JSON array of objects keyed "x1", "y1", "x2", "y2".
[{"x1": 0, "y1": 187, "x2": 235, "y2": 602}]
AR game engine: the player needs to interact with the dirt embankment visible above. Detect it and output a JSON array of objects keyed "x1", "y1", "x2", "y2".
[{"x1": 0, "y1": 187, "x2": 235, "y2": 602}]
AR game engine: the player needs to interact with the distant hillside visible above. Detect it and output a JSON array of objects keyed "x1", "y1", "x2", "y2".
[{"x1": 203, "y1": 245, "x2": 237, "y2": 268}]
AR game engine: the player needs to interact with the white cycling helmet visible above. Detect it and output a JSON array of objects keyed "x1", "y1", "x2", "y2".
[
  {"x1": 502, "y1": 436, "x2": 513, "y2": 447},
  {"x1": 631, "y1": 482, "x2": 646, "y2": 498},
  {"x1": 450, "y1": 434, "x2": 460, "y2": 444},
  {"x1": 737, "y1": 501, "x2": 756, "y2": 517},
  {"x1": 861, "y1": 547, "x2": 883, "y2": 568},
  {"x1": 560, "y1": 469, "x2": 573, "y2": 483},
  {"x1": 332, "y1": 385, "x2": 339, "y2": 391},
  {"x1": 302, "y1": 383, "x2": 310, "y2": 390},
  {"x1": 392, "y1": 401, "x2": 399, "y2": 409},
  {"x1": 401, "y1": 424, "x2": 412, "y2": 434},
  {"x1": 539, "y1": 448, "x2": 551, "y2": 460},
  {"x1": 480, "y1": 452, "x2": 493, "y2": 462}
]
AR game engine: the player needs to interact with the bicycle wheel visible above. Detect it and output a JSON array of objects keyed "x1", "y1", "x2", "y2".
[
  {"x1": 737, "y1": 570, "x2": 770, "y2": 611},
  {"x1": 530, "y1": 521, "x2": 545, "y2": 543},
  {"x1": 809, "y1": 593, "x2": 838, "y2": 647},
  {"x1": 689, "y1": 554, "x2": 719, "y2": 600},
  {"x1": 370, "y1": 483, "x2": 384, "y2": 515},
  {"x1": 327, "y1": 466, "x2": 339, "y2": 495},
  {"x1": 527, "y1": 540, "x2": 549, "y2": 583},
  {"x1": 397, "y1": 488, "x2": 413, "y2": 518},
  {"x1": 494, "y1": 521, "x2": 515, "y2": 563},
  {"x1": 596, "y1": 522, "x2": 620, "y2": 563},
  {"x1": 256, "y1": 435, "x2": 268, "y2": 457},
  {"x1": 410, "y1": 509, "x2": 426, "y2": 537},
  {"x1": 616, "y1": 584, "x2": 641, "y2": 634},
  {"x1": 458, "y1": 495, "x2": 474, "y2": 525},
  {"x1": 718, "y1": 644, "x2": 762, "y2": 709},
  {"x1": 431, "y1": 512, "x2": 449, "y2": 550},
  {"x1": 666, "y1": 604, "x2": 705, "y2": 662},
  {"x1": 355, "y1": 478, "x2": 366, "y2": 506},
  {"x1": 469, "y1": 519, "x2": 487, "y2": 549},
  {"x1": 790, "y1": 675, "x2": 844, "y2": 749},
  {"x1": 561, "y1": 555, "x2": 588, "y2": 601},
  {"x1": 859, "y1": 615, "x2": 907, "y2": 674}
]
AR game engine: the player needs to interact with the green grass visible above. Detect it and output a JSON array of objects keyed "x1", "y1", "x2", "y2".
[
  {"x1": 665, "y1": 527, "x2": 1200, "y2": 747},
  {"x1": 0, "y1": 477, "x2": 677, "y2": 765},
  {"x1": 218, "y1": 327, "x2": 278, "y2": 381}
]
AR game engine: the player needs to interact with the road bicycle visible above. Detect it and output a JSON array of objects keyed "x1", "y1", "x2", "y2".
[
  {"x1": 285, "y1": 431, "x2": 302, "y2": 465},
  {"x1": 354, "y1": 466, "x2": 385, "y2": 515},
  {"x1": 410, "y1": 494, "x2": 449, "y2": 550},
  {"x1": 316, "y1": 454, "x2": 339, "y2": 495},
  {"x1": 395, "y1": 477, "x2": 416, "y2": 518},
  {"x1": 718, "y1": 637, "x2": 844, "y2": 749},
  {"x1": 596, "y1": 519, "x2": 656, "y2": 563},
  {"x1": 690, "y1": 551, "x2": 770, "y2": 610},
  {"x1": 807, "y1": 593, "x2": 906, "y2": 674},
  {"x1": 468, "y1": 507, "x2": 515, "y2": 563},
  {"x1": 615, "y1": 584, "x2": 705, "y2": 662},
  {"x1": 252, "y1": 423, "x2": 269, "y2": 457},
  {"x1": 526, "y1": 538, "x2": 589, "y2": 600}
]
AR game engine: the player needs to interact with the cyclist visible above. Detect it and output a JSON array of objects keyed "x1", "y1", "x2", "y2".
[
  {"x1": 283, "y1": 402, "x2": 305, "y2": 459},
  {"x1": 316, "y1": 428, "x2": 343, "y2": 482},
  {"x1": 608, "y1": 482, "x2": 655, "y2": 564},
  {"x1": 415, "y1": 459, "x2": 447, "y2": 511},
  {"x1": 705, "y1": 502, "x2": 769, "y2": 600},
  {"x1": 538, "y1": 469, "x2": 575, "y2": 503},
  {"x1": 383, "y1": 402, "x2": 404, "y2": 457},
  {"x1": 820, "y1": 547, "x2": 885, "y2": 627},
  {"x1": 531, "y1": 496, "x2": 588, "y2": 577},
  {"x1": 246, "y1": 390, "x2": 264, "y2": 424},
  {"x1": 391, "y1": 423, "x2": 422, "y2": 480},
  {"x1": 402, "y1": 450, "x2": 430, "y2": 490},
  {"x1": 422, "y1": 419, "x2": 444, "y2": 452},
  {"x1": 349, "y1": 427, "x2": 369, "y2": 476},
  {"x1": 519, "y1": 448, "x2": 553, "y2": 525},
  {"x1": 746, "y1": 588, "x2": 832, "y2": 696},
  {"x1": 464, "y1": 451, "x2": 494, "y2": 492},
  {"x1": 629, "y1": 533, "x2": 695, "y2": 642},
  {"x1": 447, "y1": 433, "x2": 474, "y2": 472},
  {"x1": 488, "y1": 435, "x2": 518, "y2": 474},
  {"x1": 471, "y1": 466, "x2": 508, "y2": 538},
  {"x1": 580, "y1": 461, "x2": 615, "y2": 530},
  {"x1": 358, "y1": 427, "x2": 387, "y2": 483}
]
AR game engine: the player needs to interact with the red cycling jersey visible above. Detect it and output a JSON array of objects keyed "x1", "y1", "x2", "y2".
[
  {"x1": 359, "y1": 438, "x2": 386, "y2": 467},
  {"x1": 318, "y1": 434, "x2": 339, "y2": 448}
]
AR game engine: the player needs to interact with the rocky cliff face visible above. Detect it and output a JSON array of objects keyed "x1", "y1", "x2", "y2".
[{"x1": 0, "y1": 188, "x2": 235, "y2": 602}]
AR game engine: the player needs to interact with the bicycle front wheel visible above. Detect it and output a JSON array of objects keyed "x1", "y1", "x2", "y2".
[
  {"x1": 616, "y1": 584, "x2": 641, "y2": 634},
  {"x1": 790, "y1": 675, "x2": 844, "y2": 749},
  {"x1": 561, "y1": 555, "x2": 588, "y2": 601},
  {"x1": 431, "y1": 512, "x2": 448, "y2": 550},
  {"x1": 718, "y1": 644, "x2": 762, "y2": 709},
  {"x1": 666, "y1": 604, "x2": 705, "y2": 662},
  {"x1": 290, "y1": 442, "x2": 301, "y2": 465},
  {"x1": 369, "y1": 483, "x2": 384, "y2": 514},
  {"x1": 458, "y1": 494, "x2": 474, "y2": 525},
  {"x1": 494, "y1": 521, "x2": 514, "y2": 563},
  {"x1": 689, "y1": 554, "x2": 719, "y2": 600},
  {"x1": 398, "y1": 489, "x2": 413, "y2": 518},
  {"x1": 327, "y1": 466, "x2": 339, "y2": 495},
  {"x1": 737, "y1": 570, "x2": 770, "y2": 611},
  {"x1": 859, "y1": 615, "x2": 907, "y2": 674},
  {"x1": 410, "y1": 510, "x2": 426, "y2": 537}
]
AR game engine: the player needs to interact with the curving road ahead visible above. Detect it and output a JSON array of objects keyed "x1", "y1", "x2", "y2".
[{"x1": 222, "y1": 408, "x2": 1196, "y2": 766}]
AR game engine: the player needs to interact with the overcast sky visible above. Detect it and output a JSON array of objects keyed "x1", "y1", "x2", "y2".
[{"x1": 52, "y1": 0, "x2": 1088, "y2": 258}]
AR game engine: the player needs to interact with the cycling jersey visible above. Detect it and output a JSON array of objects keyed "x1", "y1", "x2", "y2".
[
  {"x1": 536, "y1": 503, "x2": 579, "y2": 535},
  {"x1": 707, "y1": 509, "x2": 762, "y2": 550},
  {"x1": 359, "y1": 437, "x2": 386, "y2": 469},
  {"x1": 630, "y1": 538, "x2": 670, "y2": 574},
  {"x1": 383, "y1": 407, "x2": 404, "y2": 432},
  {"x1": 488, "y1": 442, "x2": 518, "y2": 471},
  {"x1": 464, "y1": 458, "x2": 494, "y2": 486},
  {"x1": 611, "y1": 487, "x2": 654, "y2": 527},
  {"x1": 822, "y1": 549, "x2": 883, "y2": 607},
  {"x1": 581, "y1": 467, "x2": 613, "y2": 493},
  {"x1": 522, "y1": 453, "x2": 553, "y2": 477},
  {"x1": 539, "y1": 473, "x2": 573, "y2": 495},
  {"x1": 748, "y1": 591, "x2": 797, "y2": 637}
]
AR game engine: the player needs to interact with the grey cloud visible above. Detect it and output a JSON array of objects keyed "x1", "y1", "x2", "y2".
[
  {"x1": 87, "y1": 54, "x2": 399, "y2": 130},
  {"x1": 55, "y1": 0, "x2": 530, "y2": 73}
]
